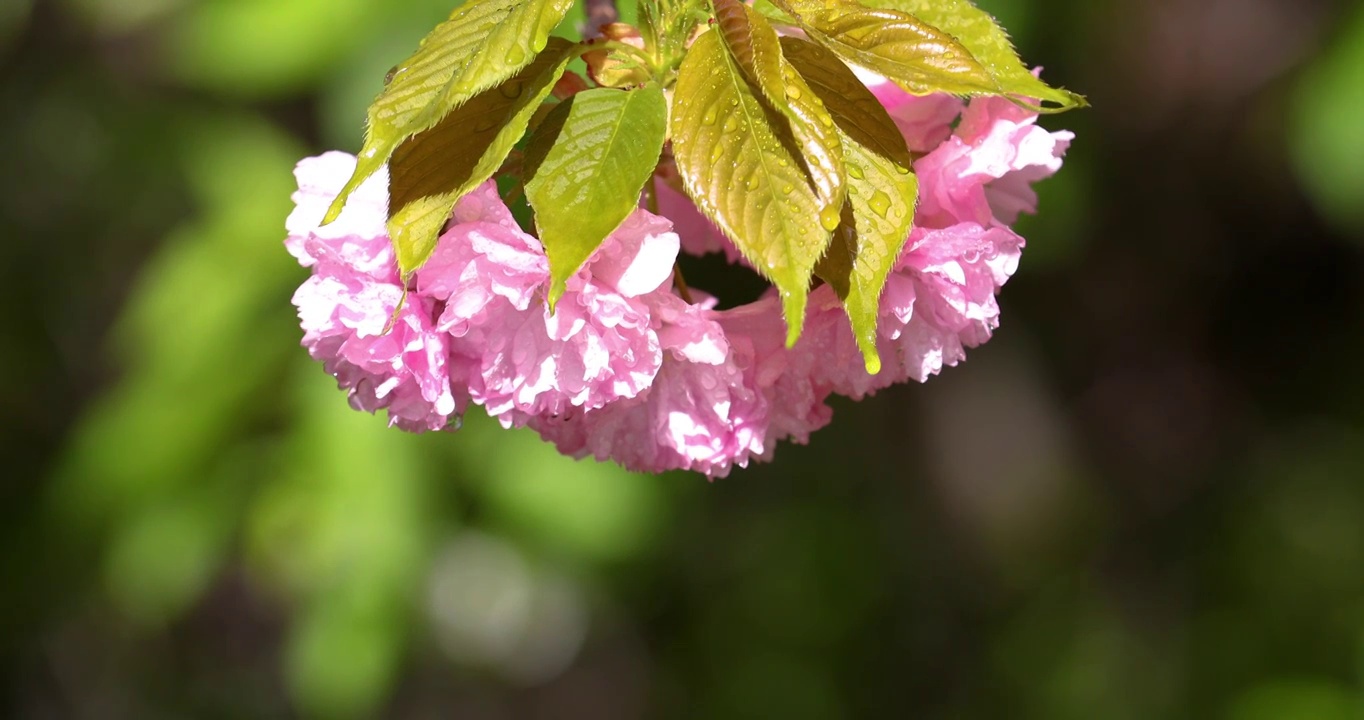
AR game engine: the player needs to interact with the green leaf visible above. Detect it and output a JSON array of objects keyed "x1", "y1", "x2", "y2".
[
  {"x1": 524, "y1": 84, "x2": 668, "y2": 305},
  {"x1": 713, "y1": 0, "x2": 846, "y2": 230},
  {"x1": 863, "y1": 0, "x2": 1085, "y2": 110},
  {"x1": 671, "y1": 29, "x2": 831, "y2": 345},
  {"x1": 772, "y1": 0, "x2": 998, "y2": 97},
  {"x1": 752, "y1": 0, "x2": 797, "y2": 26},
  {"x1": 782, "y1": 38, "x2": 917, "y2": 374},
  {"x1": 322, "y1": 0, "x2": 576, "y2": 225},
  {"x1": 386, "y1": 38, "x2": 578, "y2": 276}
]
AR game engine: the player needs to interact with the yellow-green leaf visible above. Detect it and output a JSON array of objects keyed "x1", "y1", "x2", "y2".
[
  {"x1": 671, "y1": 29, "x2": 831, "y2": 345},
  {"x1": 713, "y1": 0, "x2": 846, "y2": 230},
  {"x1": 752, "y1": 0, "x2": 797, "y2": 26},
  {"x1": 386, "y1": 38, "x2": 577, "y2": 276},
  {"x1": 772, "y1": 0, "x2": 997, "y2": 97},
  {"x1": 864, "y1": 0, "x2": 1085, "y2": 110},
  {"x1": 783, "y1": 38, "x2": 917, "y2": 373},
  {"x1": 323, "y1": 0, "x2": 575, "y2": 225},
  {"x1": 525, "y1": 84, "x2": 668, "y2": 305}
]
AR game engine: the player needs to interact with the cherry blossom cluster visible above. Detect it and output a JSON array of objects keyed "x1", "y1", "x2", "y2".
[{"x1": 285, "y1": 81, "x2": 1072, "y2": 477}]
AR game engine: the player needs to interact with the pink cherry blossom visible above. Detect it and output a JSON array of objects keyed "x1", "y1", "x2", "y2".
[
  {"x1": 792, "y1": 90, "x2": 1066, "y2": 400},
  {"x1": 284, "y1": 66, "x2": 1073, "y2": 476},
  {"x1": 287, "y1": 153, "x2": 460, "y2": 431},
  {"x1": 913, "y1": 95, "x2": 1074, "y2": 230},
  {"x1": 531, "y1": 292, "x2": 769, "y2": 478},
  {"x1": 420, "y1": 191, "x2": 679, "y2": 428}
]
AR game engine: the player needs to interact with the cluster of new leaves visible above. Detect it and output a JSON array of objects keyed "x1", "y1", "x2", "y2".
[{"x1": 322, "y1": 0, "x2": 1083, "y2": 371}]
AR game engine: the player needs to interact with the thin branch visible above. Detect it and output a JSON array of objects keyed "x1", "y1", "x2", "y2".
[{"x1": 646, "y1": 176, "x2": 695, "y2": 304}]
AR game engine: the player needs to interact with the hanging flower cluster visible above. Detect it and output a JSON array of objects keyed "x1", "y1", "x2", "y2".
[{"x1": 285, "y1": 0, "x2": 1081, "y2": 477}]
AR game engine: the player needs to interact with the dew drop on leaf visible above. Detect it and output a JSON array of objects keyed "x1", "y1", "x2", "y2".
[
  {"x1": 819, "y1": 205, "x2": 841, "y2": 231},
  {"x1": 868, "y1": 190, "x2": 892, "y2": 218},
  {"x1": 848, "y1": 164, "x2": 864, "y2": 180},
  {"x1": 722, "y1": 115, "x2": 740, "y2": 132}
]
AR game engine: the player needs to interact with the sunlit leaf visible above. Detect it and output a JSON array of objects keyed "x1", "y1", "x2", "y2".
[
  {"x1": 864, "y1": 0, "x2": 1085, "y2": 110},
  {"x1": 784, "y1": 38, "x2": 916, "y2": 373},
  {"x1": 714, "y1": 0, "x2": 846, "y2": 229},
  {"x1": 772, "y1": 0, "x2": 997, "y2": 97},
  {"x1": 671, "y1": 29, "x2": 833, "y2": 345},
  {"x1": 323, "y1": 0, "x2": 576, "y2": 224},
  {"x1": 752, "y1": 0, "x2": 796, "y2": 26},
  {"x1": 386, "y1": 38, "x2": 578, "y2": 276},
  {"x1": 525, "y1": 84, "x2": 668, "y2": 305}
]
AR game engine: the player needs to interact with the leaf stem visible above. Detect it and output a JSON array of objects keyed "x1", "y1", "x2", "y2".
[
  {"x1": 672, "y1": 261, "x2": 695, "y2": 304},
  {"x1": 595, "y1": 39, "x2": 654, "y2": 68},
  {"x1": 647, "y1": 175, "x2": 695, "y2": 304}
]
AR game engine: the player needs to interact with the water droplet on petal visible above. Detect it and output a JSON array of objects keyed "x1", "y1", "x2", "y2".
[
  {"x1": 781, "y1": 184, "x2": 793, "y2": 195},
  {"x1": 847, "y1": 164, "x2": 865, "y2": 180},
  {"x1": 785, "y1": 85, "x2": 802, "y2": 100},
  {"x1": 507, "y1": 47, "x2": 527, "y2": 65},
  {"x1": 710, "y1": 144, "x2": 724, "y2": 163},
  {"x1": 499, "y1": 81, "x2": 523, "y2": 99},
  {"x1": 722, "y1": 115, "x2": 740, "y2": 133},
  {"x1": 702, "y1": 106, "x2": 719, "y2": 125}
]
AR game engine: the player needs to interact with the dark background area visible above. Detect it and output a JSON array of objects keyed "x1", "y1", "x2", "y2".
[{"x1": 3, "y1": 0, "x2": 1364, "y2": 717}]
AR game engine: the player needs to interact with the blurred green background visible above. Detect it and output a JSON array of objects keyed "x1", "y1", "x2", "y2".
[{"x1": 4, "y1": 0, "x2": 1364, "y2": 717}]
